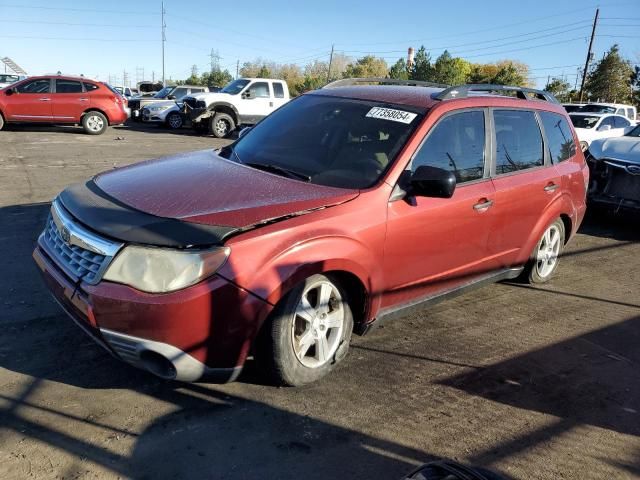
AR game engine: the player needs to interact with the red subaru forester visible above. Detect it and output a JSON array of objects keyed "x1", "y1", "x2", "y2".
[
  {"x1": 0, "y1": 75, "x2": 129, "y2": 135},
  {"x1": 33, "y1": 81, "x2": 588, "y2": 386}
]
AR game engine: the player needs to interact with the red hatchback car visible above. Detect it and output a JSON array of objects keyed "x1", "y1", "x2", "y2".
[
  {"x1": 33, "y1": 81, "x2": 588, "y2": 386},
  {"x1": 0, "y1": 75, "x2": 129, "y2": 135}
]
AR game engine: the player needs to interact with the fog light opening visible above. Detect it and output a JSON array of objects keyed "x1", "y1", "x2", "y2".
[{"x1": 139, "y1": 350, "x2": 177, "y2": 379}]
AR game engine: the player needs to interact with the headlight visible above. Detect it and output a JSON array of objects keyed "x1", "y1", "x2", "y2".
[
  {"x1": 150, "y1": 105, "x2": 171, "y2": 112},
  {"x1": 103, "y1": 245, "x2": 230, "y2": 293}
]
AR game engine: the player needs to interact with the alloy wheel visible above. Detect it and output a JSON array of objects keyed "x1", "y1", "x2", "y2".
[
  {"x1": 86, "y1": 115, "x2": 104, "y2": 132},
  {"x1": 536, "y1": 224, "x2": 561, "y2": 278}
]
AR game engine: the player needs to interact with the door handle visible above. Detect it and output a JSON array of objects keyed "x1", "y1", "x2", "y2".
[
  {"x1": 544, "y1": 183, "x2": 559, "y2": 192},
  {"x1": 269, "y1": 101, "x2": 274, "y2": 107},
  {"x1": 38, "y1": 97, "x2": 51, "y2": 101},
  {"x1": 79, "y1": 98, "x2": 89, "y2": 102},
  {"x1": 473, "y1": 199, "x2": 494, "y2": 211}
]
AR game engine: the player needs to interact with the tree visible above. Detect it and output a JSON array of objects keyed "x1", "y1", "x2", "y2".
[
  {"x1": 468, "y1": 60, "x2": 529, "y2": 86},
  {"x1": 388, "y1": 58, "x2": 409, "y2": 80},
  {"x1": 343, "y1": 55, "x2": 388, "y2": 78},
  {"x1": 203, "y1": 69, "x2": 233, "y2": 87},
  {"x1": 544, "y1": 77, "x2": 572, "y2": 102},
  {"x1": 585, "y1": 44, "x2": 634, "y2": 103},
  {"x1": 431, "y1": 50, "x2": 471, "y2": 85},
  {"x1": 410, "y1": 46, "x2": 432, "y2": 81},
  {"x1": 257, "y1": 65, "x2": 271, "y2": 78}
]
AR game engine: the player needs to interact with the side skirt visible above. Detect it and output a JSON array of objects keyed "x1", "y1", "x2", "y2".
[{"x1": 357, "y1": 267, "x2": 524, "y2": 335}]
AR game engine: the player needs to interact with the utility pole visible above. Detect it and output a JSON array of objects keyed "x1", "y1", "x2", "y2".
[
  {"x1": 327, "y1": 44, "x2": 335, "y2": 83},
  {"x1": 161, "y1": 1, "x2": 166, "y2": 86},
  {"x1": 579, "y1": 8, "x2": 599, "y2": 102},
  {"x1": 236, "y1": 59, "x2": 239, "y2": 79},
  {"x1": 209, "y1": 49, "x2": 220, "y2": 73},
  {"x1": 123, "y1": 69, "x2": 128, "y2": 87}
]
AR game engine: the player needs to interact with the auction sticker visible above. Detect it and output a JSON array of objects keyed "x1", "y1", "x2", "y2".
[{"x1": 366, "y1": 107, "x2": 417, "y2": 124}]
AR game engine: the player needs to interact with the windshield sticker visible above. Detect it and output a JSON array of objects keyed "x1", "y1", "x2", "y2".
[{"x1": 366, "y1": 107, "x2": 417, "y2": 124}]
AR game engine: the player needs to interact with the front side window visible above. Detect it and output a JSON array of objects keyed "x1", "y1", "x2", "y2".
[
  {"x1": 225, "y1": 94, "x2": 424, "y2": 189},
  {"x1": 248, "y1": 82, "x2": 270, "y2": 98},
  {"x1": 16, "y1": 78, "x2": 51, "y2": 94},
  {"x1": 494, "y1": 110, "x2": 544, "y2": 174},
  {"x1": 410, "y1": 110, "x2": 486, "y2": 183},
  {"x1": 539, "y1": 112, "x2": 575, "y2": 163},
  {"x1": 55, "y1": 79, "x2": 83, "y2": 93},
  {"x1": 273, "y1": 82, "x2": 285, "y2": 98},
  {"x1": 598, "y1": 116, "x2": 615, "y2": 130},
  {"x1": 171, "y1": 87, "x2": 188, "y2": 99}
]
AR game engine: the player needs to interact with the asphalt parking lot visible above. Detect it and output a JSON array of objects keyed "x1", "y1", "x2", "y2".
[{"x1": 0, "y1": 122, "x2": 638, "y2": 480}]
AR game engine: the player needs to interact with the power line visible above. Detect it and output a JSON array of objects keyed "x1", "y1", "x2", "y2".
[
  {"x1": 0, "y1": 19, "x2": 155, "y2": 28},
  {"x1": 0, "y1": 3, "x2": 157, "y2": 15},
  {"x1": 0, "y1": 34, "x2": 153, "y2": 42}
]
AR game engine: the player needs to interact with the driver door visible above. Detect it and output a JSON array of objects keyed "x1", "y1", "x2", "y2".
[
  {"x1": 381, "y1": 109, "x2": 497, "y2": 309},
  {"x1": 3, "y1": 78, "x2": 53, "y2": 121},
  {"x1": 236, "y1": 81, "x2": 273, "y2": 124}
]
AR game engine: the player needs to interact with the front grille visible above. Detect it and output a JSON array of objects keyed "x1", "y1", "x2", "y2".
[
  {"x1": 606, "y1": 169, "x2": 640, "y2": 201},
  {"x1": 42, "y1": 216, "x2": 106, "y2": 283}
]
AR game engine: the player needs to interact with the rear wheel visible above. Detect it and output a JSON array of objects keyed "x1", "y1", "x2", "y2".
[
  {"x1": 210, "y1": 112, "x2": 235, "y2": 138},
  {"x1": 256, "y1": 274, "x2": 353, "y2": 386},
  {"x1": 82, "y1": 111, "x2": 108, "y2": 135},
  {"x1": 523, "y1": 219, "x2": 565, "y2": 284},
  {"x1": 166, "y1": 112, "x2": 183, "y2": 129},
  {"x1": 0, "y1": 112, "x2": 4, "y2": 131}
]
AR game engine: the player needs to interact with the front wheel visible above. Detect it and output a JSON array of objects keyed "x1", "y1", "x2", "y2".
[
  {"x1": 256, "y1": 274, "x2": 353, "y2": 386},
  {"x1": 165, "y1": 112, "x2": 183, "y2": 129},
  {"x1": 210, "y1": 112, "x2": 235, "y2": 138},
  {"x1": 82, "y1": 111, "x2": 108, "y2": 135},
  {"x1": 523, "y1": 219, "x2": 565, "y2": 284}
]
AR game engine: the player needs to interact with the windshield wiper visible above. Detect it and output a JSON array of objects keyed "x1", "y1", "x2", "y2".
[{"x1": 245, "y1": 162, "x2": 311, "y2": 182}]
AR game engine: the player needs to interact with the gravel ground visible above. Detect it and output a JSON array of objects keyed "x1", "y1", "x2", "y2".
[{"x1": 0, "y1": 122, "x2": 638, "y2": 480}]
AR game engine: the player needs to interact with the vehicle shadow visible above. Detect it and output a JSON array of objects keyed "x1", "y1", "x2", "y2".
[
  {"x1": 578, "y1": 208, "x2": 640, "y2": 241},
  {"x1": 116, "y1": 122, "x2": 240, "y2": 140}
]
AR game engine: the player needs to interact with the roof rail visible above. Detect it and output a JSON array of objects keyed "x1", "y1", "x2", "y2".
[
  {"x1": 324, "y1": 77, "x2": 449, "y2": 89},
  {"x1": 434, "y1": 84, "x2": 559, "y2": 103}
]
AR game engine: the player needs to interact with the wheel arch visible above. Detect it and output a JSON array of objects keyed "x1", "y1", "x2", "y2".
[
  {"x1": 81, "y1": 108, "x2": 110, "y2": 125},
  {"x1": 210, "y1": 102, "x2": 239, "y2": 124}
]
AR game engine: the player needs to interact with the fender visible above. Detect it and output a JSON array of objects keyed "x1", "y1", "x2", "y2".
[
  {"x1": 516, "y1": 192, "x2": 575, "y2": 265},
  {"x1": 82, "y1": 108, "x2": 110, "y2": 125},
  {"x1": 208, "y1": 101, "x2": 240, "y2": 124}
]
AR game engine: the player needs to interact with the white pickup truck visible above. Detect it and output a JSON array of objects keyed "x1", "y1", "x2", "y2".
[{"x1": 182, "y1": 78, "x2": 290, "y2": 137}]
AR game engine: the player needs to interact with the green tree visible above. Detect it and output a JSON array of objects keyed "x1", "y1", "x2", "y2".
[
  {"x1": 202, "y1": 69, "x2": 233, "y2": 87},
  {"x1": 343, "y1": 55, "x2": 388, "y2": 78},
  {"x1": 468, "y1": 61, "x2": 529, "y2": 86},
  {"x1": 410, "y1": 46, "x2": 432, "y2": 81},
  {"x1": 388, "y1": 58, "x2": 409, "y2": 80},
  {"x1": 257, "y1": 65, "x2": 271, "y2": 78},
  {"x1": 544, "y1": 77, "x2": 572, "y2": 102},
  {"x1": 296, "y1": 75, "x2": 326, "y2": 93},
  {"x1": 585, "y1": 44, "x2": 634, "y2": 103},
  {"x1": 431, "y1": 50, "x2": 471, "y2": 85}
]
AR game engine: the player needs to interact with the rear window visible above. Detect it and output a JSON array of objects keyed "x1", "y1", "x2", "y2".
[
  {"x1": 494, "y1": 110, "x2": 544, "y2": 174},
  {"x1": 224, "y1": 94, "x2": 425, "y2": 189},
  {"x1": 539, "y1": 112, "x2": 575, "y2": 163}
]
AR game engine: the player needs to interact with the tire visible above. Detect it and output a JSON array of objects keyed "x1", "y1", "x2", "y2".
[
  {"x1": 0, "y1": 112, "x2": 4, "y2": 131},
  {"x1": 82, "y1": 111, "x2": 108, "y2": 135},
  {"x1": 256, "y1": 274, "x2": 354, "y2": 386},
  {"x1": 522, "y1": 218, "x2": 565, "y2": 284},
  {"x1": 165, "y1": 112, "x2": 183, "y2": 129},
  {"x1": 210, "y1": 112, "x2": 235, "y2": 138}
]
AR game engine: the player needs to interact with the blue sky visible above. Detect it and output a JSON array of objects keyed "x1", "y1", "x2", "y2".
[{"x1": 0, "y1": 0, "x2": 638, "y2": 88}]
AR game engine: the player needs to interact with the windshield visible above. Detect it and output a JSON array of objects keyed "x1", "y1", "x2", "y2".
[
  {"x1": 113, "y1": 86, "x2": 123, "y2": 94},
  {"x1": 223, "y1": 94, "x2": 424, "y2": 189},
  {"x1": 153, "y1": 86, "x2": 173, "y2": 98},
  {"x1": 570, "y1": 115, "x2": 600, "y2": 129},
  {"x1": 582, "y1": 105, "x2": 616, "y2": 114},
  {"x1": 563, "y1": 105, "x2": 583, "y2": 113},
  {"x1": 625, "y1": 125, "x2": 640, "y2": 137},
  {"x1": 220, "y1": 79, "x2": 250, "y2": 95}
]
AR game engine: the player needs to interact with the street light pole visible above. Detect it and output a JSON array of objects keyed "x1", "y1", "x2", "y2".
[{"x1": 161, "y1": 1, "x2": 166, "y2": 87}]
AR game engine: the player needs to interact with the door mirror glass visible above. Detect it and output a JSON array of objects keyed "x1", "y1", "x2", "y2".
[
  {"x1": 410, "y1": 165, "x2": 456, "y2": 198},
  {"x1": 598, "y1": 124, "x2": 611, "y2": 132},
  {"x1": 4, "y1": 88, "x2": 14, "y2": 96}
]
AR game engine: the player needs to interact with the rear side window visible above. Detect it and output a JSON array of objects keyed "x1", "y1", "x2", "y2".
[
  {"x1": 273, "y1": 82, "x2": 285, "y2": 98},
  {"x1": 494, "y1": 110, "x2": 544, "y2": 174},
  {"x1": 539, "y1": 112, "x2": 575, "y2": 163},
  {"x1": 411, "y1": 110, "x2": 486, "y2": 183},
  {"x1": 16, "y1": 78, "x2": 51, "y2": 93},
  {"x1": 55, "y1": 79, "x2": 83, "y2": 93},
  {"x1": 627, "y1": 108, "x2": 635, "y2": 120},
  {"x1": 614, "y1": 116, "x2": 630, "y2": 128},
  {"x1": 83, "y1": 82, "x2": 99, "y2": 91}
]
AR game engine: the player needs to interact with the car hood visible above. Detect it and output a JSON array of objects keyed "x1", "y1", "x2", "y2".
[
  {"x1": 186, "y1": 92, "x2": 233, "y2": 103},
  {"x1": 94, "y1": 149, "x2": 358, "y2": 228},
  {"x1": 589, "y1": 136, "x2": 640, "y2": 164}
]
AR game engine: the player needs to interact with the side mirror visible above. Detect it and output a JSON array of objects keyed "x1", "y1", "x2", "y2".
[
  {"x1": 4, "y1": 88, "x2": 14, "y2": 96},
  {"x1": 598, "y1": 124, "x2": 611, "y2": 132},
  {"x1": 242, "y1": 90, "x2": 255, "y2": 99},
  {"x1": 167, "y1": 94, "x2": 176, "y2": 100},
  {"x1": 238, "y1": 126, "x2": 252, "y2": 139},
  {"x1": 410, "y1": 165, "x2": 456, "y2": 198}
]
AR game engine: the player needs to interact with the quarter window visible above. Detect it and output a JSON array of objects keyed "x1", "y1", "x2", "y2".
[
  {"x1": 411, "y1": 110, "x2": 486, "y2": 183},
  {"x1": 55, "y1": 79, "x2": 83, "y2": 93},
  {"x1": 273, "y1": 82, "x2": 285, "y2": 98},
  {"x1": 539, "y1": 112, "x2": 575, "y2": 163},
  {"x1": 494, "y1": 110, "x2": 544, "y2": 174},
  {"x1": 83, "y1": 82, "x2": 99, "y2": 91},
  {"x1": 16, "y1": 78, "x2": 51, "y2": 94},
  {"x1": 627, "y1": 108, "x2": 635, "y2": 121}
]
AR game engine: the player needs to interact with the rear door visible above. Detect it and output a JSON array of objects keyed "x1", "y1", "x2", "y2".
[
  {"x1": 3, "y1": 78, "x2": 53, "y2": 121},
  {"x1": 272, "y1": 81, "x2": 288, "y2": 109},
  {"x1": 51, "y1": 78, "x2": 87, "y2": 122},
  {"x1": 382, "y1": 109, "x2": 497, "y2": 308},
  {"x1": 488, "y1": 109, "x2": 561, "y2": 267}
]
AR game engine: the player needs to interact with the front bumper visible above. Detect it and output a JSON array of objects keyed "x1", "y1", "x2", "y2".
[
  {"x1": 33, "y1": 244, "x2": 272, "y2": 382},
  {"x1": 141, "y1": 108, "x2": 171, "y2": 123}
]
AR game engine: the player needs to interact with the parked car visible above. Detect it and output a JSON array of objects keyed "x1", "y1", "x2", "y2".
[
  {"x1": 136, "y1": 81, "x2": 163, "y2": 97},
  {"x1": 141, "y1": 100, "x2": 184, "y2": 129},
  {"x1": 128, "y1": 85, "x2": 209, "y2": 121},
  {"x1": 562, "y1": 103, "x2": 587, "y2": 113},
  {"x1": 586, "y1": 123, "x2": 640, "y2": 213},
  {"x1": 0, "y1": 75, "x2": 129, "y2": 134},
  {"x1": 569, "y1": 113, "x2": 633, "y2": 151},
  {"x1": 113, "y1": 86, "x2": 139, "y2": 98},
  {"x1": 33, "y1": 81, "x2": 588, "y2": 386},
  {"x1": 581, "y1": 102, "x2": 637, "y2": 123},
  {"x1": 183, "y1": 78, "x2": 290, "y2": 137},
  {"x1": 0, "y1": 73, "x2": 27, "y2": 89}
]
